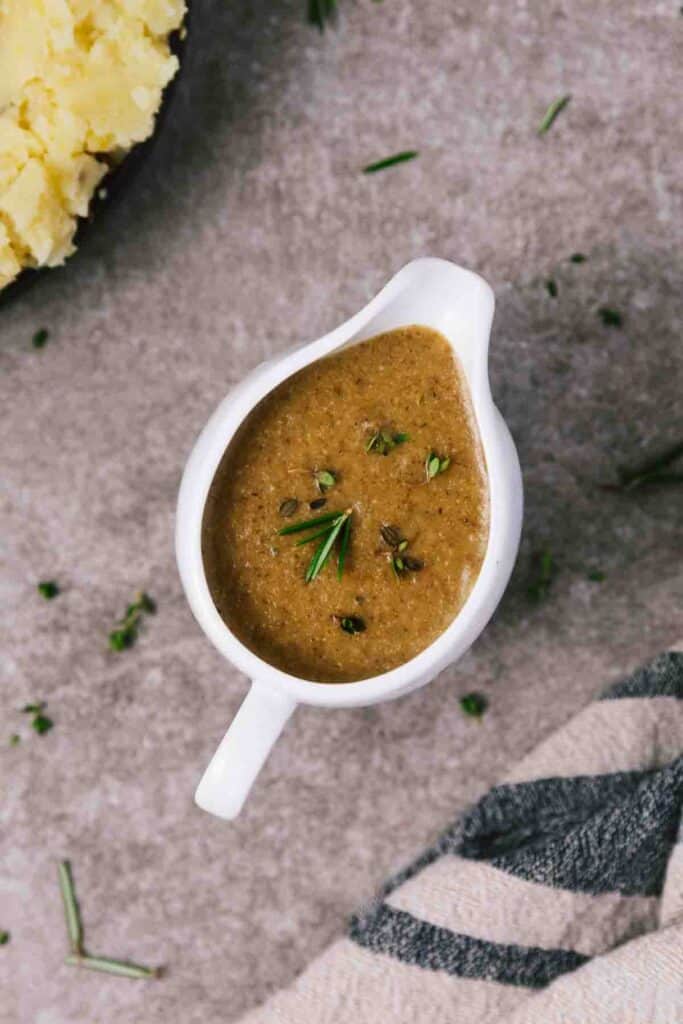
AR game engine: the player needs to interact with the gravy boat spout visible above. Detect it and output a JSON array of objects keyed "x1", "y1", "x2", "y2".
[{"x1": 176, "y1": 258, "x2": 523, "y2": 820}]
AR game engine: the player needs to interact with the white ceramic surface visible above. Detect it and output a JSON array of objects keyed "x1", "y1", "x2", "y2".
[{"x1": 176, "y1": 259, "x2": 523, "y2": 819}]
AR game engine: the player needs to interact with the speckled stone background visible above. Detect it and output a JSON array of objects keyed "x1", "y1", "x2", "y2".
[{"x1": 1, "y1": 2, "x2": 682, "y2": 1022}]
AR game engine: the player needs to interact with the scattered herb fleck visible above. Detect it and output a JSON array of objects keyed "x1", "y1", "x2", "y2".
[
  {"x1": 0, "y1": 931, "x2": 9, "y2": 945},
  {"x1": 307, "y1": 0, "x2": 337, "y2": 31},
  {"x1": 32, "y1": 328, "x2": 49, "y2": 349},
  {"x1": 569, "y1": 253, "x2": 587, "y2": 263},
  {"x1": 538, "y1": 94, "x2": 571, "y2": 135},
  {"x1": 109, "y1": 592, "x2": 156, "y2": 652},
  {"x1": 9, "y1": 734, "x2": 20, "y2": 746},
  {"x1": 279, "y1": 498, "x2": 299, "y2": 518},
  {"x1": 527, "y1": 550, "x2": 556, "y2": 602},
  {"x1": 314, "y1": 469, "x2": 336, "y2": 492},
  {"x1": 598, "y1": 307, "x2": 623, "y2": 327},
  {"x1": 336, "y1": 615, "x2": 366, "y2": 635},
  {"x1": 545, "y1": 278, "x2": 558, "y2": 298},
  {"x1": 366, "y1": 429, "x2": 409, "y2": 456},
  {"x1": 425, "y1": 452, "x2": 450, "y2": 480},
  {"x1": 460, "y1": 692, "x2": 488, "y2": 718},
  {"x1": 587, "y1": 570, "x2": 605, "y2": 582},
  {"x1": 58, "y1": 861, "x2": 84, "y2": 955},
  {"x1": 363, "y1": 150, "x2": 419, "y2": 174},
  {"x1": 603, "y1": 440, "x2": 683, "y2": 492},
  {"x1": 37, "y1": 580, "x2": 60, "y2": 599},
  {"x1": 21, "y1": 701, "x2": 53, "y2": 736},
  {"x1": 309, "y1": 496, "x2": 328, "y2": 510},
  {"x1": 65, "y1": 954, "x2": 161, "y2": 980}
]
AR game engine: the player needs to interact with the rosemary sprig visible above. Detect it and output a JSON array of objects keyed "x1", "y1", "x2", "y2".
[
  {"x1": 58, "y1": 860, "x2": 161, "y2": 980},
  {"x1": 538, "y1": 94, "x2": 571, "y2": 135},
  {"x1": 64, "y1": 954, "x2": 161, "y2": 980},
  {"x1": 280, "y1": 510, "x2": 353, "y2": 582},
  {"x1": 58, "y1": 861, "x2": 84, "y2": 955}
]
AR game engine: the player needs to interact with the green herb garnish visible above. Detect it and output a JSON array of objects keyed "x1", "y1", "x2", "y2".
[
  {"x1": 538, "y1": 94, "x2": 571, "y2": 135},
  {"x1": 545, "y1": 278, "x2": 558, "y2": 298},
  {"x1": 380, "y1": 524, "x2": 423, "y2": 577},
  {"x1": 425, "y1": 452, "x2": 450, "y2": 480},
  {"x1": 37, "y1": 580, "x2": 60, "y2": 599},
  {"x1": 603, "y1": 440, "x2": 683, "y2": 492},
  {"x1": 598, "y1": 307, "x2": 623, "y2": 327},
  {"x1": 569, "y1": 253, "x2": 587, "y2": 263},
  {"x1": 380, "y1": 524, "x2": 402, "y2": 548},
  {"x1": 336, "y1": 615, "x2": 366, "y2": 635},
  {"x1": 58, "y1": 860, "x2": 160, "y2": 979},
  {"x1": 307, "y1": 0, "x2": 336, "y2": 31},
  {"x1": 363, "y1": 151, "x2": 419, "y2": 174},
  {"x1": 314, "y1": 469, "x2": 336, "y2": 492},
  {"x1": 527, "y1": 550, "x2": 556, "y2": 602},
  {"x1": 460, "y1": 692, "x2": 488, "y2": 718},
  {"x1": 365, "y1": 429, "x2": 409, "y2": 456},
  {"x1": 587, "y1": 570, "x2": 605, "y2": 582},
  {"x1": 0, "y1": 931, "x2": 9, "y2": 945},
  {"x1": 21, "y1": 701, "x2": 53, "y2": 736},
  {"x1": 279, "y1": 509, "x2": 353, "y2": 582},
  {"x1": 279, "y1": 498, "x2": 299, "y2": 518},
  {"x1": 32, "y1": 328, "x2": 50, "y2": 349},
  {"x1": 109, "y1": 592, "x2": 156, "y2": 652}
]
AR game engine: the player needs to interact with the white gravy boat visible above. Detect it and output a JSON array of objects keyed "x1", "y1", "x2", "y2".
[{"x1": 176, "y1": 258, "x2": 523, "y2": 820}]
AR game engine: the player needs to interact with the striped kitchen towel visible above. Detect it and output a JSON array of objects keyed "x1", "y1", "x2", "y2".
[{"x1": 241, "y1": 650, "x2": 683, "y2": 1023}]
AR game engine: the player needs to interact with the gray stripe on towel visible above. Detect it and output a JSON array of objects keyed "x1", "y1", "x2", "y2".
[
  {"x1": 349, "y1": 904, "x2": 588, "y2": 988},
  {"x1": 599, "y1": 651, "x2": 683, "y2": 700}
]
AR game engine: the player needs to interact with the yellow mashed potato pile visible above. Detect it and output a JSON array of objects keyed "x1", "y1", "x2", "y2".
[{"x1": 0, "y1": 0, "x2": 186, "y2": 289}]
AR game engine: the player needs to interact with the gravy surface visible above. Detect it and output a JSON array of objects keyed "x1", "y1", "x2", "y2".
[{"x1": 202, "y1": 326, "x2": 489, "y2": 683}]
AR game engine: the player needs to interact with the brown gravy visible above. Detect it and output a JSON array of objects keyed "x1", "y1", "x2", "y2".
[{"x1": 202, "y1": 326, "x2": 489, "y2": 683}]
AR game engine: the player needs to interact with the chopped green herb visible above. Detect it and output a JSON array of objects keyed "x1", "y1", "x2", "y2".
[
  {"x1": 337, "y1": 615, "x2": 366, "y2": 635},
  {"x1": 527, "y1": 550, "x2": 556, "y2": 602},
  {"x1": 587, "y1": 570, "x2": 605, "y2": 582},
  {"x1": 307, "y1": 0, "x2": 337, "y2": 31},
  {"x1": 32, "y1": 713, "x2": 53, "y2": 735},
  {"x1": 460, "y1": 693, "x2": 488, "y2": 718},
  {"x1": 545, "y1": 278, "x2": 558, "y2": 298},
  {"x1": 279, "y1": 498, "x2": 299, "y2": 518},
  {"x1": 37, "y1": 580, "x2": 60, "y2": 599},
  {"x1": 21, "y1": 701, "x2": 45, "y2": 714},
  {"x1": 397, "y1": 539, "x2": 408, "y2": 553},
  {"x1": 108, "y1": 592, "x2": 156, "y2": 652},
  {"x1": 309, "y1": 497, "x2": 327, "y2": 510},
  {"x1": 363, "y1": 151, "x2": 419, "y2": 174},
  {"x1": 569, "y1": 253, "x2": 587, "y2": 263},
  {"x1": 314, "y1": 469, "x2": 336, "y2": 492},
  {"x1": 603, "y1": 440, "x2": 683, "y2": 492},
  {"x1": 425, "y1": 452, "x2": 450, "y2": 480},
  {"x1": 365, "y1": 429, "x2": 410, "y2": 456},
  {"x1": 0, "y1": 931, "x2": 9, "y2": 945},
  {"x1": 598, "y1": 307, "x2": 623, "y2": 327},
  {"x1": 32, "y1": 328, "x2": 50, "y2": 349},
  {"x1": 9, "y1": 734, "x2": 20, "y2": 746},
  {"x1": 537, "y1": 94, "x2": 571, "y2": 135}
]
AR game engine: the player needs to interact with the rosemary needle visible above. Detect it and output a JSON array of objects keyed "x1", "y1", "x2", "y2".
[
  {"x1": 278, "y1": 511, "x2": 339, "y2": 536},
  {"x1": 58, "y1": 861, "x2": 84, "y2": 955},
  {"x1": 337, "y1": 515, "x2": 352, "y2": 580},
  {"x1": 65, "y1": 954, "x2": 160, "y2": 980}
]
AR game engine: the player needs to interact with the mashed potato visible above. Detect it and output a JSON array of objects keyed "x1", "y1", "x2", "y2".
[{"x1": 0, "y1": 0, "x2": 186, "y2": 289}]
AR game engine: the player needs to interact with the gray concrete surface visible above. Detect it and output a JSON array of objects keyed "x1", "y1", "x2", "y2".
[{"x1": 1, "y1": 2, "x2": 682, "y2": 1022}]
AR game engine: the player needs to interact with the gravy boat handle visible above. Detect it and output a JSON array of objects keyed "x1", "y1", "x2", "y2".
[{"x1": 194, "y1": 682, "x2": 296, "y2": 819}]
